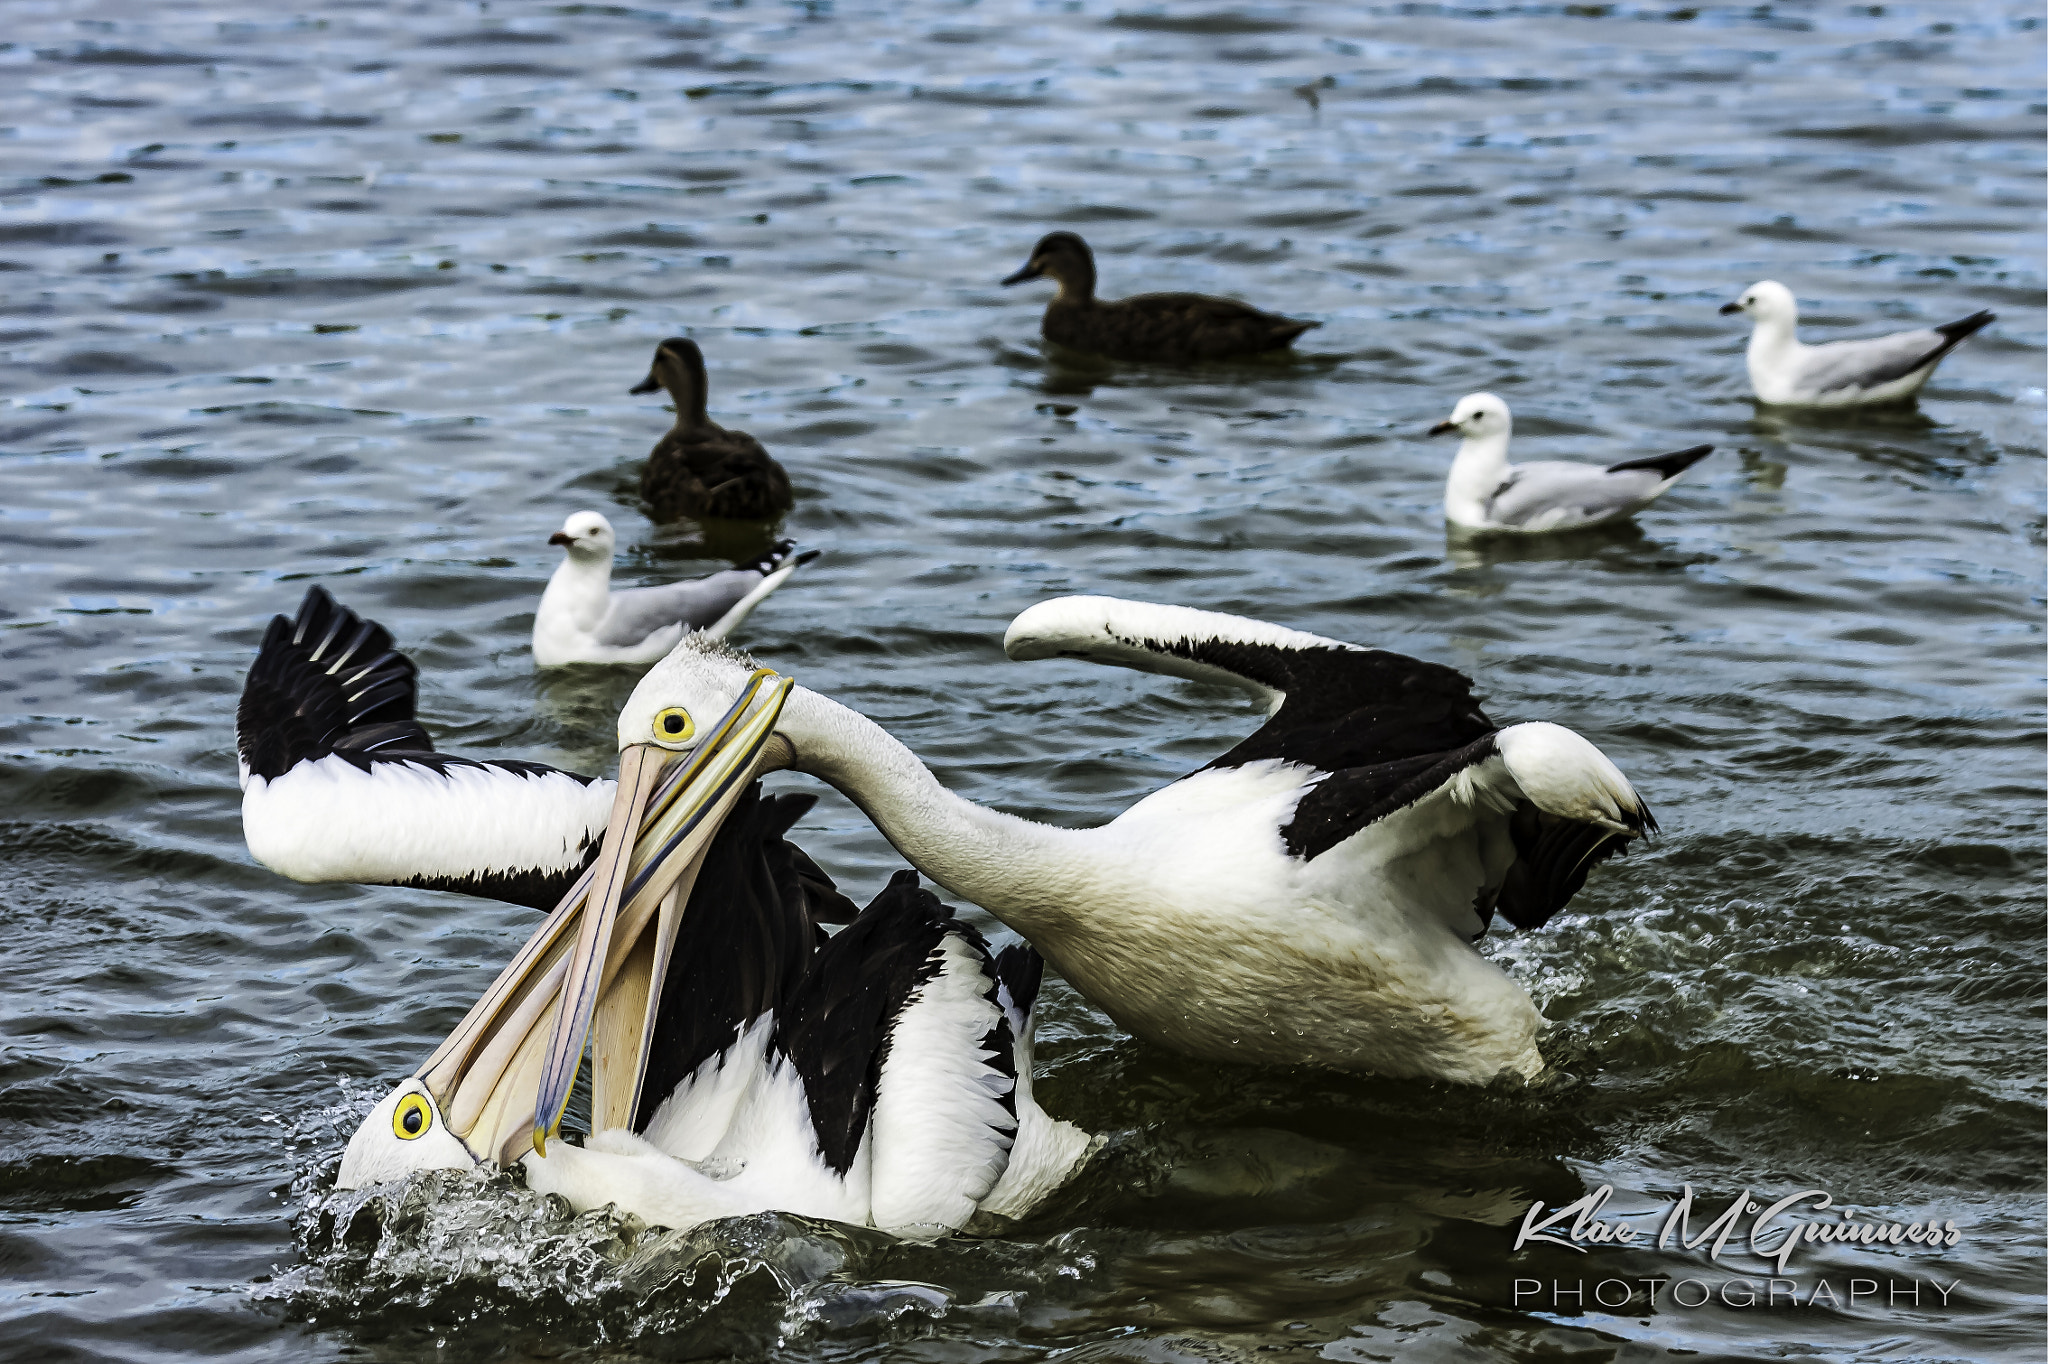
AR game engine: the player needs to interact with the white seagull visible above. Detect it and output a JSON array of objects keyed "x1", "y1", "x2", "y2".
[
  {"x1": 1428, "y1": 393, "x2": 1713, "y2": 534},
  {"x1": 241, "y1": 590, "x2": 1089, "y2": 1237},
  {"x1": 532, "y1": 511, "x2": 815, "y2": 668},
  {"x1": 1720, "y1": 280, "x2": 1994, "y2": 408}
]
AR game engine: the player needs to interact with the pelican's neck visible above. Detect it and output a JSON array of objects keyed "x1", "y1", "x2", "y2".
[
  {"x1": 1445, "y1": 425, "x2": 1514, "y2": 522},
  {"x1": 775, "y1": 686, "x2": 1091, "y2": 937},
  {"x1": 539, "y1": 549, "x2": 613, "y2": 633}
]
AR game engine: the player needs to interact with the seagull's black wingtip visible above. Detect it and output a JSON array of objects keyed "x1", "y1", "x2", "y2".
[{"x1": 1936, "y1": 309, "x2": 1996, "y2": 342}]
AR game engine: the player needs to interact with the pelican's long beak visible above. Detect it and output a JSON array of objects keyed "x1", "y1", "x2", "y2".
[{"x1": 404, "y1": 669, "x2": 795, "y2": 1168}]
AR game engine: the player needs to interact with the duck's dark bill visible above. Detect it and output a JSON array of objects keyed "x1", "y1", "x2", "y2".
[{"x1": 396, "y1": 669, "x2": 796, "y2": 1169}]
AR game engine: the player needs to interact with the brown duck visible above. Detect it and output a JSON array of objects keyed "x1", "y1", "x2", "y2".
[
  {"x1": 632, "y1": 337, "x2": 794, "y2": 523},
  {"x1": 1001, "y1": 231, "x2": 1319, "y2": 363}
]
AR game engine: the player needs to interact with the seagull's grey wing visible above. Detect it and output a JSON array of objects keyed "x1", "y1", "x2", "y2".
[
  {"x1": 1487, "y1": 462, "x2": 1662, "y2": 528},
  {"x1": 594, "y1": 570, "x2": 761, "y2": 646},
  {"x1": 1793, "y1": 329, "x2": 1953, "y2": 396}
]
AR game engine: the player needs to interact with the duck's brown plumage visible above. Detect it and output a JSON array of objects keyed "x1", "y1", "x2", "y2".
[
  {"x1": 1002, "y1": 231, "x2": 1319, "y2": 363},
  {"x1": 632, "y1": 337, "x2": 794, "y2": 523}
]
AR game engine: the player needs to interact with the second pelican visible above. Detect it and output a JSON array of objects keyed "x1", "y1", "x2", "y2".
[{"x1": 588, "y1": 598, "x2": 1656, "y2": 1084}]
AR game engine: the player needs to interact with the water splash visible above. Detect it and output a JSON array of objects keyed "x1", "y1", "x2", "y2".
[{"x1": 258, "y1": 1087, "x2": 1076, "y2": 1355}]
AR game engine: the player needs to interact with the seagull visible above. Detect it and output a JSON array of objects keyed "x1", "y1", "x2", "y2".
[
  {"x1": 532, "y1": 511, "x2": 816, "y2": 668},
  {"x1": 1428, "y1": 393, "x2": 1714, "y2": 534},
  {"x1": 1720, "y1": 280, "x2": 1995, "y2": 407},
  {"x1": 241, "y1": 588, "x2": 1089, "y2": 1237}
]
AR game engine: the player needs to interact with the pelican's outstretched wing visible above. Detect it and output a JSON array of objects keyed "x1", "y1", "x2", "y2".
[
  {"x1": 237, "y1": 585, "x2": 613, "y2": 908},
  {"x1": 1003, "y1": 595, "x2": 1494, "y2": 765},
  {"x1": 1005, "y1": 596, "x2": 1654, "y2": 931}
]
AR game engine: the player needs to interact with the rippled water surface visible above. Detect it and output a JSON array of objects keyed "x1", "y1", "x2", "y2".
[{"x1": 2, "y1": 1, "x2": 2043, "y2": 1360}]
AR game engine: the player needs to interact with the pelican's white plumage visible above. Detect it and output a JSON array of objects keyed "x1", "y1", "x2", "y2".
[
  {"x1": 243, "y1": 753, "x2": 609, "y2": 891},
  {"x1": 237, "y1": 586, "x2": 612, "y2": 907},
  {"x1": 1428, "y1": 393, "x2": 1714, "y2": 535},
  {"x1": 532, "y1": 511, "x2": 813, "y2": 668},
  {"x1": 1720, "y1": 279, "x2": 1994, "y2": 408},
  {"x1": 614, "y1": 598, "x2": 1659, "y2": 1083}
]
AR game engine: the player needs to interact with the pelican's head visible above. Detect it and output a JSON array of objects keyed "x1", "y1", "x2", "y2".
[
  {"x1": 548, "y1": 510, "x2": 616, "y2": 561},
  {"x1": 1719, "y1": 279, "x2": 1796, "y2": 324},
  {"x1": 614, "y1": 634, "x2": 768, "y2": 755},
  {"x1": 1429, "y1": 391, "x2": 1512, "y2": 439},
  {"x1": 335, "y1": 636, "x2": 797, "y2": 1188},
  {"x1": 336, "y1": 1079, "x2": 475, "y2": 1190}
]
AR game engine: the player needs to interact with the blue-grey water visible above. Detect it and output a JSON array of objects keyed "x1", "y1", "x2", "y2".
[{"x1": 1, "y1": 1, "x2": 2042, "y2": 1361}]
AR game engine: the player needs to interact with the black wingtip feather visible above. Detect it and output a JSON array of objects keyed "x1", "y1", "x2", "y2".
[
  {"x1": 993, "y1": 943, "x2": 1045, "y2": 1020},
  {"x1": 1604, "y1": 444, "x2": 1714, "y2": 479},
  {"x1": 1493, "y1": 806, "x2": 1644, "y2": 932},
  {"x1": 239, "y1": 586, "x2": 430, "y2": 781},
  {"x1": 1935, "y1": 309, "x2": 1995, "y2": 342}
]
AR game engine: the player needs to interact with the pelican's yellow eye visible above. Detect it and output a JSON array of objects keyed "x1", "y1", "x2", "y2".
[
  {"x1": 652, "y1": 706, "x2": 695, "y2": 746},
  {"x1": 393, "y1": 1092, "x2": 432, "y2": 1141}
]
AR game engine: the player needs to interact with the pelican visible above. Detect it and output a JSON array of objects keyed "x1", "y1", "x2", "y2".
[
  {"x1": 594, "y1": 597, "x2": 1657, "y2": 1084},
  {"x1": 239, "y1": 589, "x2": 1656, "y2": 1089},
  {"x1": 241, "y1": 588, "x2": 1089, "y2": 1235}
]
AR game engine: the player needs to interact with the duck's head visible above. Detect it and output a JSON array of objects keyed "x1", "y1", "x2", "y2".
[
  {"x1": 334, "y1": 635, "x2": 799, "y2": 1190},
  {"x1": 1002, "y1": 231, "x2": 1096, "y2": 299},
  {"x1": 630, "y1": 337, "x2": 710, "y2": 418},
  {"x1": 547, "y1": 510, "x2": 617, "y2": 561},
  {"x1": 1429, "y1": 391, "x2": 1512, "y2": 439},
  {"x1": 1719, "y1": 279, "x2": 1796, "y2": 324}
]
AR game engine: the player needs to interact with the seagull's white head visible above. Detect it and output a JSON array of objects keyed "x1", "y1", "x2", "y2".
[
  {"x1": 1429, "y1": 391, "x2": 1512, "y2": 440},
  {"x1": 1721, "y1": 279, "x2": 1797, "y2": 327},
  {"x1": 335, "y1": 1078, "x2": 477, "y2": 1190},
  {"x1": 548, "y1": 511, "x2": 617, "y2": 562}
]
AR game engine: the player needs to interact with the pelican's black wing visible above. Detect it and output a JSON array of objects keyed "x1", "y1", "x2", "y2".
[
  {"x1": 237, "y1": 585, "x2": 609, "y2": 908},
  {"x1": 775, "y1": 871, "x2": 1017, "y2": 1179}
]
